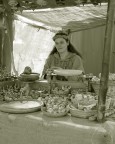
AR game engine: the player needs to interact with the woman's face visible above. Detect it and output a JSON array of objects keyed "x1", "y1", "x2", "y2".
[{"x1": 54, "y1": 38, "x2": 69, "y2": 54}]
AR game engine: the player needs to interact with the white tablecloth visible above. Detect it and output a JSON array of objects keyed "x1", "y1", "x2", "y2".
[{"x1": 0, "y1": 111, "x2": 109, "y2": 144}]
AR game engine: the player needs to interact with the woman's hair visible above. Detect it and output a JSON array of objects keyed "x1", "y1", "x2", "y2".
[{"x1": 50, "y1": 31, "x2": 82, "y2": 58}]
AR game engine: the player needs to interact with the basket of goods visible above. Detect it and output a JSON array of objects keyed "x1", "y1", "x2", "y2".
[
  {"x1": 0, "y1": 84, "x2": 43, "y2": 102},
  {"x1": 41, "y1": 95, "x2": 69, "y2": 117},
  {"x1": 0, "y1": 66, "x2": 17, "y2": 82},
  {"x1": 18, "y1": 66, "x2": 40, "y2": 82},
  {"x1": 51, "y1": 85, "x2": 71, "y2": 95},
  {"x1": 0, "y1": 84, "x2": 21, "y2": 101},
  {"x1": 70, "y1": 93, "x2": 97, "y2": 118},
  {"x1": 89, "y1": 100, "x2": 115, "y2": 121},
  {"x1": 91, "y1": 73, "x2": 115, "y2": 97}
]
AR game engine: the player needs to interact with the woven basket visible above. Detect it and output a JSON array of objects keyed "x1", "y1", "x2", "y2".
[
  {"x1": 91, "y1": 81, "x2": 115, "y2": 97},
  {"x1": 70, "y1": 106, "x2": 97, "y2": 119},
  {"x1": 41, "y1": 106, "x2": 68, "y2": 118}
]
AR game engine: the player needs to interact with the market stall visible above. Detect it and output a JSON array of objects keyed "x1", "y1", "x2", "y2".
[{"x1": 0, "y1": 0, "x2": 115, "y2": 144}]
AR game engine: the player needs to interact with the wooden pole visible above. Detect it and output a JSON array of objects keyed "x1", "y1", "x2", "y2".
[
  {"x1": 0, "y1": 28, "x2": 2, "y2": 65},
  {"x1": 2, "y1": 0, "x2": 13, "y2": 72},
  {"x1": 0, "y1": 13, "x2": 4, "y2": 66},
  {"x1": 97, "y1": 0, "x2": 115, "y2": 122}
]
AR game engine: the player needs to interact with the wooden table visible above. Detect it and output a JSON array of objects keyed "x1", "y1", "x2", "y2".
[{"x1": 0, "y1": 111, "x2": 110, "y2": 144}]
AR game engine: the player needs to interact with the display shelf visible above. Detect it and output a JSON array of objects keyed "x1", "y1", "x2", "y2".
[{"x1": 16, "y1": 80, "x2": 87, "y2": 91}]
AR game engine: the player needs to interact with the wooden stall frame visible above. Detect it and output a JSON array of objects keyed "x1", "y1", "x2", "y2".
[{"x1": 97, "y1": 0, "x2": 115, "y2": 122}]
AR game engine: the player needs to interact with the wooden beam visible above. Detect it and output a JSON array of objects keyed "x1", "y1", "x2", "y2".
[
  {"x1": 63, "y1": 20, "x2": 106, "y2": 33},
  {"x1": 14, "y1": 13, "x2": 61, "y2": 32},
  {"x1": 97, "y1": 0, "x2": 115, "y2": 122}
]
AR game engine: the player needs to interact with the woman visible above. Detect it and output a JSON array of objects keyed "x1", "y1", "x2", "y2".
[{"x1": 42, "y1": 31, "x2": 85, "y2": 81}]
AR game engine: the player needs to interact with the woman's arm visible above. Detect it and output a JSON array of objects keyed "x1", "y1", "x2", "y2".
[
  {"x1": 53, "y1": 69, "x2": 83, "y2": 76},
  {"x1": 67, "y1": 55, "x2": 85, "y2": 81},
  {"x1": 72, "y1": 55, "x2": 85, "y2": 73},
  {"x1": 42, "y1": 56, "x2": 53, "y2": 79}
]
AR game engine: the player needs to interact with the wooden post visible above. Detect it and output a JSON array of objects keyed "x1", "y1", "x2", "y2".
[
  {"x1": 3, "y1": 0, "x2": 13, "y2": 72},
  {"x1": 97, "y1": 0, "x2": 115, "y2": 122},
  {"x1": 0, "y1": 29, "x2": 2, "y2": 65},
  {"x1": 0, "y1": 13, "x2": 4, "y2": 66}
]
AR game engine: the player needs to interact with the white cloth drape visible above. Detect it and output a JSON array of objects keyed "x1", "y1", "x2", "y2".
[{"x1": 13, "y1": 20, "x2": 55, "y2": 75}]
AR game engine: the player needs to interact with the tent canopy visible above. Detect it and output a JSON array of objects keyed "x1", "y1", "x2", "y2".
[
  {"x1": 0, "y1": 1, "x2": 109, "y2": 32},
  {"x1": 15, "y1": 3, "x2": 108, "y2": 32}
]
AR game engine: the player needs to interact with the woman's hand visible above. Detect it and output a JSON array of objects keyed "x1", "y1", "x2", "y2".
[
  {"x1": 46, "y1": 67, "x2": 63, "y2": 75},
  {"x1": 46, "y1": 69, "x2": 53, "y2": 75}
]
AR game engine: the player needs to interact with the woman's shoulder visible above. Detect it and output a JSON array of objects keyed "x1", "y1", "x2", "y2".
[
  {"x1": 48, "y1": 52, "x2": 82, "y2": 61},
  {"x1": 47, "y1": 53, "x2": 56, "y2": 60},
  {"x1": 50, "y1": 53, "x2": 60, "y2": 59},
  {"x1": 69, "y1": 52, "x2": 82, "y2": 60}
]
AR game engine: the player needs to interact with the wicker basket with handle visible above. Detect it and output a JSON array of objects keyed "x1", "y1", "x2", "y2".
[{"x1": 69, "y1": 106, "x2": 97, "y2": 119}]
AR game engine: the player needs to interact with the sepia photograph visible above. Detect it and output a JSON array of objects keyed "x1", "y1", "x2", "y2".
[{"x1": 0, "y1": 0, "x2": 115, "y2": 144}]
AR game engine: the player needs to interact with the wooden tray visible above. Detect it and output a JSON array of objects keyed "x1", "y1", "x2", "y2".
[
  {"x1": 0, "y1": 100, "x2": 43, "y2": 114},
  {"x1": 18, "y1": 73, "x2": 40, "y2": 82}
]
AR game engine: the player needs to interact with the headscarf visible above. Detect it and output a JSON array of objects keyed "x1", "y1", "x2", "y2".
[{"x1": 53, "y1": 31, "x2": 69, "y2": 41}]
